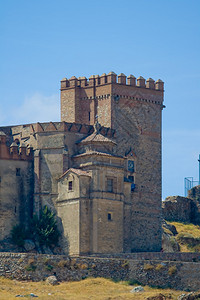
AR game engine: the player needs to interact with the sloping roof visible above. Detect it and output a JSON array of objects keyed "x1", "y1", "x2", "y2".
[
  {"x1": 58, "y1": 168, "x2": 91, "y2": 180},
  {"x1": 78, "y1": 132, "x2": 116, "y2": 144},
  {"x1": 73, "y1": 150, "x2": 124, "y2": 159},
  {"x1": 0, "y1": 131, "x2": 6, "y2": 136}
]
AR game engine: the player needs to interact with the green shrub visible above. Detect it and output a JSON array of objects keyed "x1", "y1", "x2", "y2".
[
  {"x1": 11, "y1": 224, "x2": 27, "y2": 247},
  {"x1": 45, "y1": 264, "x2": 54, "y2": 271},
  {"x1": 25, "y1": 259, "x2": 37, "y2": 272},
  {"x1": 126, "y1": 279, "x2": 142, "y2": 286},
  {"x1": 11, "y1": 206, "x2": 60, "y2": 251},
  {"x1": 31, "y1": 206, "x2": 60, "y2": 248}
]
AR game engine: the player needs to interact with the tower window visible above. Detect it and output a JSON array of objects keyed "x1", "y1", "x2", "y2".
[
  {"x1": 89, "y1": 112, "x2": 90, "y2": 121},
  {"x1": 108, "y1": 212, "x2": 112, "y2": 221},
  {"x1": 131, "y1": 183, "x2": 135, "y2": 192},
  {"x1": 107, "y1": 178, "x2": 113, "y2": 192},
  {"x1": 16, "y1": 168, "x2": 21, "y2": 176},
  {"x1": 68, "y1": 181, "x2": 73, "y2": 191},
  {"x1": 128, "y1": 175, "x2": 134, "y2": 182}
]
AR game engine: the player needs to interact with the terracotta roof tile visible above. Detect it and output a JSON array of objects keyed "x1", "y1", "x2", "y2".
[
  {"x1": 58, "y1": 168, "x2": 91, "y2": 180},
  {"x1": 78, "y1": 132, "x2": 116, "y2": 144},
  {"x1": 73, "y1": 150, "x2": 123, "y2": 159}
]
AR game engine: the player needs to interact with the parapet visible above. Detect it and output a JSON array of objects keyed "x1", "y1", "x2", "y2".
[
  {"x1": 61, "y1": 72, "x2": 164, "y2": 91},
  {"x1": 0, "y1": 133, "x2": 33, "y2": 161},
  {"x1": 32, "y1": 122, "x2": 115, "y2": 138}
]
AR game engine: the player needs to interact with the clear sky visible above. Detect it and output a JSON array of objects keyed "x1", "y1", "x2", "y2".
[{"x1": 0, "y1": 0, "x2": 200, "y2": 199}]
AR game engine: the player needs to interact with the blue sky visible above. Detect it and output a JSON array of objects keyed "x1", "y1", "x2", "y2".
[{"x1": 0, "y1": 0, "x2": 200, "y2": 198}]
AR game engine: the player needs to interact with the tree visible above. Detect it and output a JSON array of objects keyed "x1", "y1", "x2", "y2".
[{"x1": 31, "y1": 206, "x2": 60, "y2": 248}]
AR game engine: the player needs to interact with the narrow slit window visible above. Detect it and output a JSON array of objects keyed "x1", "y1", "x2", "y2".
[
  {"x1": 108, "y1": 213, "x2": 112, "y2": 221},
  {"x1": 68, "y1": 181, "x2": 73, "y2": 191},
  {"x1": 16, "y1": 168, "x2": 21, "y2": 176}
]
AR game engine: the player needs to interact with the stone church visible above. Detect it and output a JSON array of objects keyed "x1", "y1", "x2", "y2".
[{"x1": 0, "y1": 72, "x2": 164, "y2": 255}]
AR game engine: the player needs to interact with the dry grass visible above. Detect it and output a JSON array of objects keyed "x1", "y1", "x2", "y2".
[
  {"x1": 169, "y1": 222, "x2": 200, "y2": 238},
  {"x1": 167, "y1": 222, "x2": 200, "y2": 252},
  {"x1": 0, "y1": 276, "x2": 185, "y2": 299}
]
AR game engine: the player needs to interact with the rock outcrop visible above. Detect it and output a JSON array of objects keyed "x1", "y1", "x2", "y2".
[{"x1": 162, "y1": 196, "x2": 197, "y2": 223}]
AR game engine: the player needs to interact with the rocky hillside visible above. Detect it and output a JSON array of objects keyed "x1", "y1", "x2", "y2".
[{"x1": 162, "y1": 220, "x2": 200, "y2": 252}]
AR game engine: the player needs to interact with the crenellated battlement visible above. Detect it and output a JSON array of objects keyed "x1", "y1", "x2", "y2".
[
  {"x1": 61, "y1": 71, "x2": 164, "y2": 91},
  {"x1": 0, "y1": 131, "x2": 33, "y2": 161}
]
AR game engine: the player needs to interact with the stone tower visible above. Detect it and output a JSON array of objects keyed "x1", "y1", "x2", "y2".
[{"x1": 60, "y1": 72, "x2": 164, "y2": 252}]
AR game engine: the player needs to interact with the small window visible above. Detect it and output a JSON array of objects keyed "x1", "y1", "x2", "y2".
[
  {"x1": 128, "y1": 176, "x2": 134, "y2": 183},
  {"x1": 89, "y1": 112, "x2": 91, "y2": 121},
  {"x1": 68, "y1": 181, "x2": 73, "y2": 191},
  {"x1": 107, "y1": 178, "x2": 113, "y2": 192},
  {"x1": 108, "y1": 213, "x2": 112, "y2": 221},
  {"x1": 16, "y1": 168, "x2": 21, "y2": 176},
  {"x1": 131, "y1": 183, "x2": 135, "y2": 192},
  {"x1": 0, "y1": 176, "x2": 1, "y2": 183}
]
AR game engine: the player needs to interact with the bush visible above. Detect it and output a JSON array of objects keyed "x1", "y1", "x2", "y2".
[
  {"x1": 126, "y1": 279, "x2": 142, "y2": 286},
  {"x1": 77, "y1": 263, "x2": 88, "y2": 270},
  {"x1": 25, "y1": 259, "x2": 37, "y2": 272},
  {"x1": 121, "y1": 260, "x2": 129, "y2": 268},
  {"x1": 168, "y1": 265, "x2": 177, "y2": 276},
  {"x1": 31, "y1": 206, "x2": 60, "y2": 248},
  {"x1": 45, "y1": 264, "x2": 54, "y2": 271},
  {"x1": 155, "y1": 264, "x2": 165, "y2": 271},
  {"x1": 11, "y1": 206, "x2": 60, "y2": 251},
  {"x1": 177, "y1": 232, "x2": 200, "y2": 249},
  {"x1": 11, "y1": 224, "x2": 27, "y2": 248},
  {"x1": 57, "y1": 260, "x2": 69, "y2": 268},
  {"x1": 144, "y1": 264, "x2": 154, "y2": 271}
]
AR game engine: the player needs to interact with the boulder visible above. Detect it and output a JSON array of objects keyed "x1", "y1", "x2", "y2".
[
  {"x1": 162, "y1": 232, "x2": 180, "y2": 252},
  {"x1": 46, "y1": 275, "x2": 58, "y2": 285},
  {"x1": 130, "y1": 286, "x2": 144, "y2": 293},
  {"x1": 162, "y1": 219, "x2": 177, "y2": 235},
  {"x1": 162, "y1": 196, "x2": 194, "y2": 223},
  {"x1": 178, "y1": 292, "x2": 200, "y2": 299}
]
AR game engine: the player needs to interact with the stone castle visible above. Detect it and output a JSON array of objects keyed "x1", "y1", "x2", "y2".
[{"x1": 0, "y1": 72, "x2": 164, "y2": 255}]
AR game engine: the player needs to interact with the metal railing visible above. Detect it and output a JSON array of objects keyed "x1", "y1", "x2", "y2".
[{"x1": 184, "y1": 177, "x2": 199, "y2": 197}]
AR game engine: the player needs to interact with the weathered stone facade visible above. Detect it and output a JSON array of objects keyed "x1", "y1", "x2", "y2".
[
  {"x1": 0, "y1": 72, "x2": 164, "y2": 255},
  {"x1": 0, "y1": 132, "x2": 33, "y2": 239}
]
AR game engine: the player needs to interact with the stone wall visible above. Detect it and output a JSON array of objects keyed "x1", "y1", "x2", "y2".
[
  {"x1": 0, "y1": 159, "x2": 33, "y2": 240},
  {"x1": 1, "y1": 252, "x2": 200, "y2": 291},
  {"x1": 162, "y1": 195, "x2": 200, "y2": 224},
  {"x1": 162, "y1": 196, "x2": 194, "y2": 223}
]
